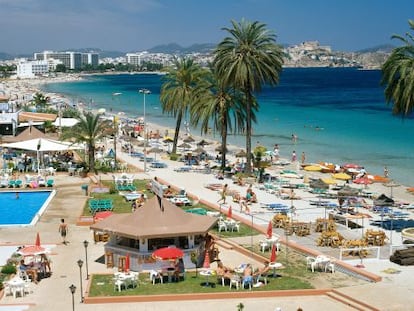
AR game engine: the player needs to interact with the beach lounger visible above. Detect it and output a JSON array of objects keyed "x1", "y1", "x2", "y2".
[{"x1": 46, "y1": 179, "x2": 54, "y2": 187}]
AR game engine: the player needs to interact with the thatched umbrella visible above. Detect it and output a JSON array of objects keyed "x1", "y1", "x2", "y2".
[
  {"x1": 183, "y1": 136, "x2": 195, "y2": 143},
  {"x1": 193, "y1": 146, "x2": 206, "y2": 154},
  {"x1": 148, "y1": 147, "x2": 163, "y2": 161},
  {"x1": 235, "y1": 149, "x2": 247, "y2": 158},
  {"x1": 179, "y1": 142, "x2": 192, "y2": 150},
  {"x1": 197, "y1": 139, "x2": 210, "y2": 146},
  {"x1": 309, "y1": 179, "x2": 329, "y2": 190},
  {"x1": 215, "y1": 145, "x2": 228, "y2": 153}
]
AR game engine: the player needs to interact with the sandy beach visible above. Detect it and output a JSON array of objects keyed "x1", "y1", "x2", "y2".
[{"x1": 1, "y1": 75, "x2": 414, "y2": 310}]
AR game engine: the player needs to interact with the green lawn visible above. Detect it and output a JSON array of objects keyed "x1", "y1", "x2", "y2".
[
  {"x1": 88, "y1": 271, "x2": 313, "y2": 297},
  {"x1": 84, "y1": 179, "x2": 261, "y2": 237}
]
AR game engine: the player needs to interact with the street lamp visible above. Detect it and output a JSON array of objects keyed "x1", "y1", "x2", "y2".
[
  {"x1": 139, "y1": 88, "x2": 151, "y2": 173},
  {"x1": 77, "y1": 259, "x2": 84, "y2": 303},
  {"x1": 83, "y1": 240, "x2": 89, "y2": 279},
  {"x1": 69, "y1": 284, "x2": 76, "y2": 311}
]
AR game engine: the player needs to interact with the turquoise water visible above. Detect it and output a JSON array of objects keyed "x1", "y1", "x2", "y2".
[
  {"x1": 41, "y1": 68, "x2": 414, "y2": 186},
  {"x1": 0, "y1": 191, "x2": 53, "y2": 226}
]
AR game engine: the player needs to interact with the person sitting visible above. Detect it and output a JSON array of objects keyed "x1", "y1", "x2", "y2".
[
  {"x1": 20, "y1": 259, "x2": 38, "y2": 284},
  {"x1": 173, "y1": 258, "x2": 185, "y2": 281},
  {"x1": 163, "y1": 185, "x2": 175, "y2": 198},
  {"x1": 216, "y1": 260, "x2": 233, "y2": 285},
  {"x1": 242, "y1": 263, "x2": 253, "y2": 288},
  {"x1": 40, "y1": 254, "x2": 52, "y2": 276},
  {"x1": 253, "y1": 261, "x2": 270, "y2": 284}
]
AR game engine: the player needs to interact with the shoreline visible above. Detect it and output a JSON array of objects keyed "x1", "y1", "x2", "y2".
[{"x1": 1, "y1": 75, "x2": 414, "y2": 204}]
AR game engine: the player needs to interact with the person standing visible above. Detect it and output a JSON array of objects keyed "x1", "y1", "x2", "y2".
[
  {"x1": 59, "y1": 218, "x2": 68, "y2": 245},
  {"x1": 217, "y1": 184, "x2": 228, "y2": 205},
  {"x1": 384, "y1": 166, "x2": 389, "y2": 178},
  {"x1": 291, "y1": 151, "x2": 297, "y2": 162},
  {"x1": 301, "y1": 152, "x2": 306, "y2": 164}
]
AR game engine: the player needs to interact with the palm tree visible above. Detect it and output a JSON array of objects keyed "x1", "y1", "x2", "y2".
[
  {"x1": 61, "y1": 111, "x2": 112, "y2": 173},
  {"x1": 190, "y1": 67, "x2": 251, "y2": 170},
  {"x1": 381, "y1": 19, "x2": 414, "y2": 116},
  {"x1": 214, "y1": 19, "x2": 284, "y2": 174},
  {"x1": 160, "y1": 58, "x2": 206, "y2": 155}
]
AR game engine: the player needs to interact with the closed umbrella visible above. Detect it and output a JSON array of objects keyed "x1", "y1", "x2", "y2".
[
  {"x1": 266, "y1": 221, "x2": 273, "y2": 239},
  {"x1": 227, "y1": 206, "x2": 232, "y2": 219},
  {"x1": 203, "y1": 251, "x2": 210, "y2": 269},
  {"x1": 270, "y1": 243, "x2": 277, "y2": 263},
  {"x1": 125, "y1": 253, "x2": 130, "y2": 272}
]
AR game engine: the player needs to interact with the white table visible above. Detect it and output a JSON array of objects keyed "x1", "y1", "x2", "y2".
[
  {"x1": 269, "y1": 262, "x2": 283, "y2": 277},
  {"x1": 7, "y1": 277, "x2": 26, "y2": 298},
  {"x1": 199, "y1": 269, "x2": 215, "y2": 287}
]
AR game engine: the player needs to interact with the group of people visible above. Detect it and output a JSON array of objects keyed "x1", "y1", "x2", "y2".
[
  {"x1": 216, "y1": 260, "x2": 271, "y2": 287},
  {"x1": 19, "y1": 253, "x2": 52, "y2": 284}
]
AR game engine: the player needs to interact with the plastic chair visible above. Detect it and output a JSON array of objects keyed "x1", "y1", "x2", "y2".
[
  {"x1": 150, "y1": 270, "x2": 163, "y2": 285},
  {"x1": 242, "y1": 276, "x2": 253, "y2": 290},
  {"x1": 229, "y1": 276, "x2": 240, "y2": 290}
]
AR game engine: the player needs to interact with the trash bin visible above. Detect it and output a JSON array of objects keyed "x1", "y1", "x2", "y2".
[{"x1": 81, "y1": 184, "x2": 88, "y2": 196}]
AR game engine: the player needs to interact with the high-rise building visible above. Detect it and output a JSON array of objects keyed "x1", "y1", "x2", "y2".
[{"x1": 34, "y1": 51, "x2": 99, "y2": 69}]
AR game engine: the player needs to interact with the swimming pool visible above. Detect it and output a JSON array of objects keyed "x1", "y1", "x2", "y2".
[{"x1": 0, "y1": 190, "x2": 55, "y2": 227}]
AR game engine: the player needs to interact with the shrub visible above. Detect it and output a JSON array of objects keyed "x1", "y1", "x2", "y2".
[
  {"x1": 169, "y1": 153, "x2": 179, "y2": 161},
  {"x1": 1, "y1": 264, "x2": 16, "y2": 275}
]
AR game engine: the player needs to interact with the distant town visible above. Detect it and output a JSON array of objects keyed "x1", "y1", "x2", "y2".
[{"x1": 0, "y1": 41, "x2": 392, "y2": 79}]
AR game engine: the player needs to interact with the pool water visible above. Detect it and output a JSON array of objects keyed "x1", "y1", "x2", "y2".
[{"x1": 0, "y1": 191, "x2": 55, "y2": 226}]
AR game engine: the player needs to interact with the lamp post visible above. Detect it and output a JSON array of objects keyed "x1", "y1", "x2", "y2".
[
  {"x1": 69, "y1": 284, "x2": 76, "y2": 311},
  {"x1": 77, "y1": 259, "x2": 84, "y2": 303},
  {"x1": 83, "y1": 240, "x2": 89, "y2": 279},
  {"x1": 139, "y1": 89, "x2": 151, "y2": 173}
]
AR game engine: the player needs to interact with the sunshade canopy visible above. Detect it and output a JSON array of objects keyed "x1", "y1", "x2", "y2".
[{"x1": 2, "y1": 138, "x2": 83, "y2": 151}]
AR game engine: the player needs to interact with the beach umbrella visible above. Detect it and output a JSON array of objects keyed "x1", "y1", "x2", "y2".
[
  {"x1": 202, "y1": 251, "x2": 210, "y2": 269},
  {"x1": 338, "y1": 185, "x2": 359, "y2": 197},
  {"x1": 332, "y1": 172, "x2": 352, "y2": 180},
  {"x1": 149, "y1": 147, "x2": 163, "y2": 161},
  {"x1": 227, "y1": 206, "x2": 232, "y2": 219},
  {"x1": 266, "y1": 221, "x2": 273, "y2": 239},
  {"x1": 270, "y1": 243, "x2": 277, "y2": 263},
  {"x1": 215, "y1": 145, "x2": 228, "y2": 153},
  {"x1": 183, "y1": 136, "x2": 195, "y2": 143},
  {"x1": 179, "y1": 142, "x2": 192, "y2": 150},
  {"x1": 197, "y1": 139, "x2": 210, "y2": 146},
  {"x1": 309, "y1": 179, "x2": 329, "y2": 190},
  {"x1": 321, "y1": 177, "x2": 337, "y2": 185},
  {"x1": 193, "y1": 146, "x2": 206, "y2": 154},
  {"x1": 18, "y1": 233, "x2": 47, "y2": 256},
  {"x1": 152, "y1": 246, "x2": 184, "y2": 261},
  {"x1": 163, "y1": 137, "x2": 174, "y2": 143},
  {"x1": 125, "y1": 253, "x2": 130, "y2": 272},
  {"x1": 304, "y1": 165, "x2": 322, "y2": 172},
  {"x1": 235, "y1": 150, "x2": 247, "y2": 158}
]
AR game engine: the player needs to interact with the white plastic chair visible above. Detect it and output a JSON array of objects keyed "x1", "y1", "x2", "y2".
[
  {"x1": 229, "y1": 276, "x2": 240, "y2": 290},
  {"x1": 218, "y1": 221, "x2": 227, "y2": 232}
]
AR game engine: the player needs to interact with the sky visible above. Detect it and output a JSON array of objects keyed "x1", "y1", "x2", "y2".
[{"x1": 1, "y1": 0, "x2": 414, "y2": 54}]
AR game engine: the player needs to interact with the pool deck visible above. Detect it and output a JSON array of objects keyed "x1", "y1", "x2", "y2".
[{"x1": 0, "y1": 171, "x2": 413, "y2": 310}]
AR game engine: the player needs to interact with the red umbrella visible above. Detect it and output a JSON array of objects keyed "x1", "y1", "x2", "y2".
[
  {"x1": 35, "y1": 232, "x2": 41, "y2": 247},
  {"x1": 266, "y1": 221, "x2": 273, "y2": 239},
  {"x1": 125, "y1": 253, "x2": 130, "y2": 272},
  {"x1": 227, "y1": 206, "x2": 232, "y2": 219},
  {"x1": 343, "y1": 163, "x2": 361, "y2": 169},
  {"x1": 203, "y1": 251, "x2": 210, "y2": 269},
  {"x1": 18, "y1": 233, "x2": 47, "y2": 256},
  {"x1": 94, "y1": 211, "x2": 114, "y2": 222},
  {"x1": 270, "y1": 243, "x2": 277, "y2": 263},
  {"x1": 152, "y1": 246, "x2": 184, "y2": 261}
]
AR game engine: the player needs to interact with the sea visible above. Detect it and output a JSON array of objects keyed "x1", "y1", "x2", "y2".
[{"x1": 40, "y1": 68, "x2": 414, "y2": 187}]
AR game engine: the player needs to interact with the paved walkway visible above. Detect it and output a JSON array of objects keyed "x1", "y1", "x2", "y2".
[{"x1": 0, "y1": 150, "x2": 412, "y2": 310}]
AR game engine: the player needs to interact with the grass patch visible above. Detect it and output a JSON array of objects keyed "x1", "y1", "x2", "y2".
[{"x1": 88, "y1": 271, "x2": 313, "y2": 297}]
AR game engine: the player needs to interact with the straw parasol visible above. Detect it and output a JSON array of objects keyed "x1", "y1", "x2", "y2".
[
  {"x1": 235, "y1": 149, "x2": 247, "y2": 158},
  {"x1": 183, "y1": 136, "x2": 195, "y2": 143},
  {"x1": 197, "y1": 139, "x2": 210, "y2": 146}
]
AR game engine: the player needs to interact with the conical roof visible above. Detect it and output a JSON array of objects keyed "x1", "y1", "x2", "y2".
[{"x1": 90, "y1": 196, "x2": 218, "y2": 239}]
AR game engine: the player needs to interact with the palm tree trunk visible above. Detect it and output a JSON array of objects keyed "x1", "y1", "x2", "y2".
[
  {"x1": 245, "y1": 91, "x2": 253, "y2": 174},
  {"x1": 172, "y1": 111, "x2": 183, "y2": 155},
  {"x1": 220, "y1": 115, "x2": 228, "y2": 170},
  {"x1": 88, "y1": 144, "x2": 95, "y2": 173}
]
